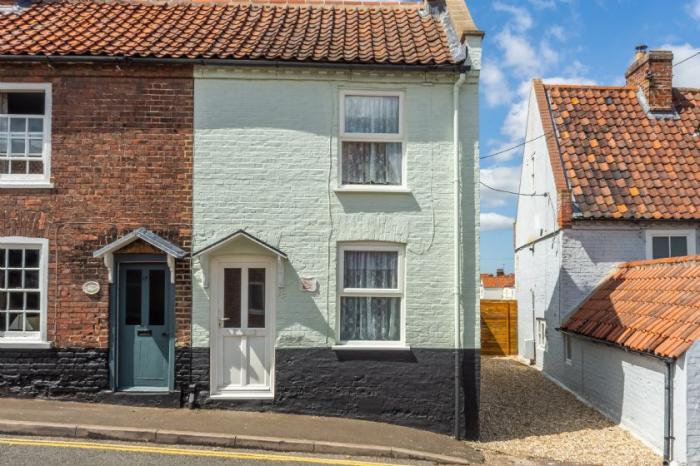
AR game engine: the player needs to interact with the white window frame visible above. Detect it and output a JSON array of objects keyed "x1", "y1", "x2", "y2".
[
  {"x1": 334, "y1": 242, "x2": 408, "y2": 350},
  {"x1": 645, "y1": 229, "x2": 696, "y2": 260},
  {"x1": 564, "y1": 334, "x2": 572, "y2": 365},
  {"x1": 0, "y1": 82, "x2": 53, "y2": 189},
  {"x1": 536, "y1": 318, "x2": 547, "y2": 350},
  {"x1": 0, "y1": 237, "x2": 50, "y2": 348},
  {"x1": 336, "y1": 90, "x2": 408, "y2": 193}
]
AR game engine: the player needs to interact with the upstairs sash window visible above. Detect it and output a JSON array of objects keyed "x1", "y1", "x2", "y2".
[
  {"x1": 0, "y1": 84, "x2": 52, "y2": 187},
  {"x1": 339, "y1": 92, "x2": 404, "y2": 188}
]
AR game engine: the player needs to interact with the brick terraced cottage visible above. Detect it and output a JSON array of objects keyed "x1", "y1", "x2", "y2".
[
  {"x1": 514, "y1": 46, "x2": 700, "y2": 462},
  {"x1": 0, "y1": 0, "x2": 483, "y2": 438}
]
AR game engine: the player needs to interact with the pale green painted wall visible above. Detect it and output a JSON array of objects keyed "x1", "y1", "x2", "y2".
[{"x1": 193, "y1": 67, "x2": 479, "y2": 350}]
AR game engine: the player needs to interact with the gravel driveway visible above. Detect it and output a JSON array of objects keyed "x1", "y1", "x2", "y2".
[{"x1": 472, "y1": 357, "x2": 661, "y2": 465}]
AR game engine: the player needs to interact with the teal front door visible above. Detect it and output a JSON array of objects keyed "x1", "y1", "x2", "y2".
[{"x1": 117, "y1": 263, "x2": 172, "y2": 390}]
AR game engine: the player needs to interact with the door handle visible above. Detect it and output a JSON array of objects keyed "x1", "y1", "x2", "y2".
[{"x1": 218, "y1": 317, "x2": 230, "y2": 328}]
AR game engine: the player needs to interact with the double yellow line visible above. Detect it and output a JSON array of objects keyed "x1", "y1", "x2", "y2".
[{"x1": 0, "y1": 436, "x2": 408, "y2": 466}]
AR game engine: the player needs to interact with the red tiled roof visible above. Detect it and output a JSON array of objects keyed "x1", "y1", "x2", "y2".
[
  {"x1": 481, "y1": 273, "x2": 515, "y2": 288},
  {"x1": 561, "y1": 256, "x2": 700, "y2": 359},
  {"x1": 537, "y1": 81, "x2": 700, "y2": 221},
  {"x1": 0, "y1": 0, "x2": 460, "y2": 65}
]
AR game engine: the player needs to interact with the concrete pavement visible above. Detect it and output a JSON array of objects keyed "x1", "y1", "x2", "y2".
[{"x1": 0, "y1": 398, "x2": 483, "y2": 464}]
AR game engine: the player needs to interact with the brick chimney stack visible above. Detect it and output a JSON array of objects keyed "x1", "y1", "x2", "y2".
[{"x1": 625, "y1": 45, "x2": 675, "y2": 112}]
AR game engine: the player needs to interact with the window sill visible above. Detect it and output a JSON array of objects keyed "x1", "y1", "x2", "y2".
[
  {"x1": 331, "y1": 344, "x2": 411, "y2": 351},
  {"x1": 334, "y1": 186, "x2": 411, "y2": 194},
  {"x1": 0, "y1": 341, "x2": 52, "y2": 349},
  {"x1": 0, "y1": 181, "x2": 54, "y2": 189}
]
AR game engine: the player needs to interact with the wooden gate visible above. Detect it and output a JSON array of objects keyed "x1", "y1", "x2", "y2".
[{"x1": 480, "y1": 300, "x2": 517, "y2": 356}]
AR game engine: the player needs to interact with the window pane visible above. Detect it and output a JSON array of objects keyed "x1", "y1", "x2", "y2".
[
  {"x1": 0, "y1": 313, "x2": 5, "y2": 332},
  {"x1": 28, "y1": 139, "x2": 42, "y2": 156},
  {"x1": 340, "y1": 297, "x2": 400, "y2": 341},
  {"x1": 24, "y1": 249, "x2": 39, "y2": 268},
  {"x1": 0, "y1": 291, "x2": 6, "y2": 309},
  {"x1": 670, "y1": 237, "x2": 688, "y2": 257},
  {"x1": 344, "y1": 251, "x2": 398, "y2": 289},
  {"x1": 8, "y1": 292, "x2": 22, "y2": 310},
  {"x1": 148, "y1": 269, "x2": 166, "y2": 326},
  {"x1": 25, "y1": 292, "x2": 39, "y2": 311},
  {"x1": 0, "y1": 138, "x2": 6, "y2": 155},
  {"x1": 24, "y1": 270, "x2": 39, "y2": 289},
  {"x1": 344, "y1": 95, "x2": 399, "y2": 134},
  {"x1": 25, "y1": 313, "x2": 40, "y2": 331},
  {"x1": 341, "y1": 142, "x2": 401, "y2": 185},
  {"x1": 652, "y1": 236, "x2": 669, "y2": 259},
  {"x1": 8, "y1": 249, "x2": 22, "y2": 267},
  {"x1": 8, "y1": 312, "x2": 22, "y2": 331},
  {"x1": 28, "y1": 161, "x2": 44, "y2": 174},
  {"x1": 10, "y1": 160, "x2": 26, "y2": 174},
  {"x1": 10, "y1": 118, "x2": 26, "y2": 133},
  {"x1": 248, "y1": 268, "x2": 265, "y2": 328},
  {"x1": 223, "y1": 268, "x2": 241, "y2": 328},
  {"x1": 7, "y1": 270, "x2": 21, "y2": 288},
  {"x1": 0, "y1": 271, "x2": 4, "y2": 289},
  {"x1": 125, "y1": 270, "x2": 142, "y2": 326},
  {"x1": 10, "y1": 139, "x2": 25, "y2": 156},
  {"x1": 7, "y1": 93, "x2": 45, "y2": 115},
  {"x1": 28, "y1": 118, "x2": 43, "y2": 133},
  {"x1": 0, "y1": 118, "x2": 7, "y2": 133},
  {"x1": 0, "y1": 249, "x2": 4, "y2": 267}
]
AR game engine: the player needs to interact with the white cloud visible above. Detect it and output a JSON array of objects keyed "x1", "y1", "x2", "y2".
[
  {"x1": 659, "y1": 43, "x2": 700, "y2": 88},
  {"x1": 482, "y1": 61, "x2": 513, "y2": 107},
  {"x1": 480, "y1": 165, "x2": 522, "y2": 207},
  {"x1": 480, "y1": 213, "x2": 515, "y2": 232},
  {"x1": 493, "y1": 2, "x2": 533, "y2": 32},
  {"x1": 687, "y1": 0, "x2": 700, "y2": 21}
]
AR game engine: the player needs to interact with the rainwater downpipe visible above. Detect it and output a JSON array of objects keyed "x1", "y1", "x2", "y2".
[
  {"x1": 452, "y1": 69, "x2": 467, "y2": 440},
  {"x1": 664, "y1": 360, "x2": 674, "y2": 465}
]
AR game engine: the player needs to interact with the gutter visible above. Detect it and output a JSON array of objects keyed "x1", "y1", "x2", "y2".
[
  {"x1": 452, "y1": 64, "x2": 468, "y2": 440},
  {"x1": 558, "y1": 329, "x2": 675, "y2": 463},
  {"x1": 0, "y1": 54, "x2": 463, "y2": 72}
]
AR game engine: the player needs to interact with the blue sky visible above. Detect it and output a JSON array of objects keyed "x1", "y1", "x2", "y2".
[{"x1": 472, "y1": 0, "x2": 700, "y2": 273}]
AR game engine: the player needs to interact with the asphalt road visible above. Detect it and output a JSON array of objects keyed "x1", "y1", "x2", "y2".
[{"x1": 0, "y1": 436, "x2": 431, "y2": 466}]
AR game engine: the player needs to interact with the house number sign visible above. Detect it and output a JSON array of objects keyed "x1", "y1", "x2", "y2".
[{"x1": 82, "y1": 281, "x2": 101, "y2": 295}]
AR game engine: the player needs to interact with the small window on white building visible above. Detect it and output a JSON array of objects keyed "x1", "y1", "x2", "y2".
[
  {"x1": 337, "y1": 243, "x2": 405, "y2": 347},
  {"x1": 564, "y1": 334, "x2": 572, "y2": 364},
  {"x1": 0, "y1": 238, "x2": 48, "y2": 344},
  {"x1": 536, "y1": 318, "x2": 547, "y2": 350},
  {"x1": 646, "y1": 230, "x2": 696, "y2": 259},
  {"x1": 339, "y1": 91, "x2": 404, "y2": 190},
  {"x1": 0, "y1": 83, "x2": 52, "y2": 187}
]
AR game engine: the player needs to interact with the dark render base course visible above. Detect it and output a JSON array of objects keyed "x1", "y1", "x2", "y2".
[
  {"x1": 186, "y1": 347, "x2": 480, "y2": 439},
  {"x1": 0, "y1": 347, "x2": 479, "y2": 439}
]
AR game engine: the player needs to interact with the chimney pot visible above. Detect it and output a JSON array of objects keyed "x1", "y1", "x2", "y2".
[{"x1": 625, "y1": 48, "x2": 674, "y2": 112}]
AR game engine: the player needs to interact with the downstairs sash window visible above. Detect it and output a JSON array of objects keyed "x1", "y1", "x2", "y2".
[{"x1": 338, "y1": 244, "x2": 405, "y2": 345}]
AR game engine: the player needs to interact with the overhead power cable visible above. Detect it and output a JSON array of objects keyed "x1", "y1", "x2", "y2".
[
  {"x1": 479, "y1": 181, "x2": 548, "y2": 197},
  {"x1": 479, "y1": 132, "x2": 553, "y2": 160},
  {"x1": 674, "y1": 51, "x2": 700, "y2": 68}
]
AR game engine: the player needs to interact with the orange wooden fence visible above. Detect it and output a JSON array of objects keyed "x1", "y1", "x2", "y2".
[{"x1": 480, "y1": 300, "x2": 518, "y2": 356}]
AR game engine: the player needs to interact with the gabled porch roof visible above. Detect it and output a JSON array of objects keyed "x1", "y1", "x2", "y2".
[
  {"x1": 193, "y1": 230, "x2": 286, "y2": 259},
  {"x1": 93, "y1": 227, "x2": 186, "y2": 260}
]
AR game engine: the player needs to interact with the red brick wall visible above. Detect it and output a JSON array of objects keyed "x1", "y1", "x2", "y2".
[
  {"x1": 0, "y1": 63, "x2": 193, "y2": 348},
  {"x1": 625, "y1": 50, "x2": 674, "y2": 111}
]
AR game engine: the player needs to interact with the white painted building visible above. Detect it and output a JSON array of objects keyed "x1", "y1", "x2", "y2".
[
  {"x1": 515, "y1": 47, "x2": 700, "y2": 464},
  {"x1": 479, "y1": 270, "x2": 515, "y2": 300}
]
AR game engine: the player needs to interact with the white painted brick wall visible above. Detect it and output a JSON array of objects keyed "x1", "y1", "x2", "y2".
[
  {"x1": 685, "y1": 341, "x2": 700, "y2": 464},
  {"x1": 192, "y1": 68, "x2": 479, "y2": 350}
]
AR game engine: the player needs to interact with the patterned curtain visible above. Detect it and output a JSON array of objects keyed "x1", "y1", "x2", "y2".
[
  {"x1": 344, "y1": 96, "x2": 399, "y2": 134},
  {"x1": 341, "y1": 142, "x2": 402, "y2": 185},
  {"x1": 341, "y1": 251, "x2": 400, "y2": 341}
]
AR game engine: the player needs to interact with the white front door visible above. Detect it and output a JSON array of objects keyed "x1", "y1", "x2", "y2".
[{"x1": 210, "y1": 258, "x2": 274, "y2": 399}]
